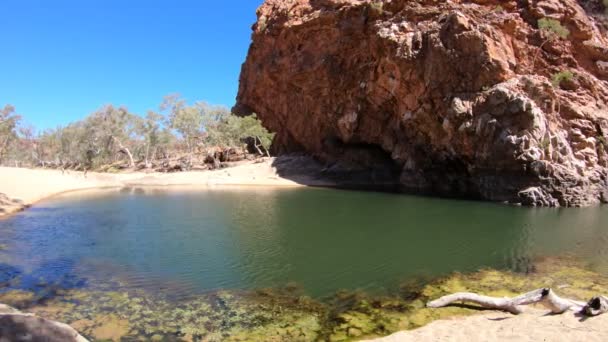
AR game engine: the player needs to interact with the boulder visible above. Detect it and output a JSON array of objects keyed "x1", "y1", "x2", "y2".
[{"x1": 0, "y1": 304, "x2": 88, "y2": 342}]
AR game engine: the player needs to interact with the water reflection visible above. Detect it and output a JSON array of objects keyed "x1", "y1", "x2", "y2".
[
  {"x1": 521, "y1": 206, "x2": 608, "y2": 272},
  {"x1": 0, "y1": 187, "x2": 606, "y2": 298}
]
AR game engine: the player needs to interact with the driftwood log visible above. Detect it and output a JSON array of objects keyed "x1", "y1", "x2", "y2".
[{"x1": 427, "y1": 288, "x2": 608, "y2": 317}]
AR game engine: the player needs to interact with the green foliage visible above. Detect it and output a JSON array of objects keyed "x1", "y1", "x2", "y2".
[
  {"x1": 494, "y1": 5, "x2": 504, "y2": 12},
  {"x1": 206, "y1": 113, "x2": 274, "y2": 152},
  {"x1": 1, "y1": 94, "x2": 275, "y2": 169},
  {"x1": 0, "y1": 105, "x2": 21, "y2": 164},
  {"x1": 24, "y1": 105, "x2": 146, "y2": 169},
  {"x1": 161, "y1": 96, "x2": 275, "y2": 158},
  {"x1": 538, "y1": 18, "x2": 570, "y2": 39},
  {"x1": 551, "y1": 70, "x2": 575, "y2": 87},
  {"x1": 162, "y1": 94, "x2": 203, "y2": 157}
]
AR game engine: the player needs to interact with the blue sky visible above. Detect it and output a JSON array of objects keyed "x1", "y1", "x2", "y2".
[{"x1": 0, "y1": 0, "x2": 262, "y2": 130}]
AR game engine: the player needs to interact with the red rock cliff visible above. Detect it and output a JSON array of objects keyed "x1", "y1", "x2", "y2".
[{"x1": 235, "y1": 0, "x2": 608, "y2": 207}]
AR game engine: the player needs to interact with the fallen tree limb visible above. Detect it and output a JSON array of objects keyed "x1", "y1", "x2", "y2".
[
  {"x1": 426, "y1": 288, "x2": 605, "y2": 316},
  {"x1": 581, "y1": 296, "x2": 608, "y2": 316}
]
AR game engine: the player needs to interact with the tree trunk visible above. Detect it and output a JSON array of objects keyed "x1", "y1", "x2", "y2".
[
  {"x1": 151, "y1": 146, "x2": 158, "y2": 164},
  {"x1": 254, "y1": 136, "x2": 267, "y2": 157},
  {"x1": 0, "y1": 135, "x2": 10, "y2": 164},
  {"x1": 144, "y1": 143, "x2": 151, "y2": 168},
  {"x1": 428, "y1": 288, "x2": 607, "y2": 317},
  {"x1": 185, "y1": 139, "x2": 193, "y2": 168},
  {"x1": 112, "y1": 136, "x2": 135, "y2": 168}
]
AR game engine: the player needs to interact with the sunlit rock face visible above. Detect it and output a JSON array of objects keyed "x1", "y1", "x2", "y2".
[{"x1": 235, "y1": 0, "x2": 608, "y2": 206}]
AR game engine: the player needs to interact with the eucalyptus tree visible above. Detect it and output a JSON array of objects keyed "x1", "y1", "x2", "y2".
[
  {"x1": 9, "y1": 124, "x2": 37, "y2": 166},
  {"x1": 161, "y1": 94, "x2": 203, "y2": 165},
  {"x1": 235, "y1": 113, "x2": 274, "y2": 156},
  {"x1": 81, "y1": 105, "x2": 139, "y2": 168},
  {"x1": 199, "y1": 102, "x2": 232, "y2": 146},
  {"x1": 135, "y1": 111, "x2": 166, "y2": 167},
  {"x1": 203, "y1": 109, "x2": 274, "y2": 156},
  {"x1": 0, "y1": 104, "x2": 21, "y2": 164}
]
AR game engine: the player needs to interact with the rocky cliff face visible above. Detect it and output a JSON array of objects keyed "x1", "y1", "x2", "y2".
[{"x1": 235, "y1": 0, "x2": 608, "y2": 207}]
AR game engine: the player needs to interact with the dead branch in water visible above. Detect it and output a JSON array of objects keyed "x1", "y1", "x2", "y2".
[{"x1": 427, "y1": 288, "x2": 608, "y2": 316}]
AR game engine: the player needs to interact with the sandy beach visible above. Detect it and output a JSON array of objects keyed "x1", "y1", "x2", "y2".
[
  {"x1": 0, "y1": 157, "x2": 331, "y2": 218},
  {"x1": 366, "y1": 308, "x2": 608, "y2": 341}
]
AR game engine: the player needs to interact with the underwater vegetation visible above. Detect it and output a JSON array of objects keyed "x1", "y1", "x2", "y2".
[{"x1": 0, "y1": 256, "x2": 606, "y2": 341}]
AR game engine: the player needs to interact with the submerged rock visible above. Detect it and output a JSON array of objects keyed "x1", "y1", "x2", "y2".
[
  {"x1": 235, "y1": 0, "x2": 608, "y2": 207},
  {"x1": 0, "y1": 258, "x2": 608, "y2": 341},
  {"x1": 0, "y1": 256, "x2": 605, "y2": 341}
]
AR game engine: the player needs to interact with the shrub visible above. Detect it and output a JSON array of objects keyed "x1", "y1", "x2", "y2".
[
  {"x1": 531, "y1": 19, "x2": 570, "y2": 73},
  {"x1": 538, "y1": 18, "x2": 570, "y2": 39},
  {"x1": 551, "y1": 70, "x2": 575, "y2": 87},
  {"x1": 206, "y1": 113, "x2": 275, "y2": 153}
]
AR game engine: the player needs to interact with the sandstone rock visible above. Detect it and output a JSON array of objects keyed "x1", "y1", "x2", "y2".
[
  {"x1": 0, "y1": 304, "x2": 88, "y2": 341},
  {"x1": 601, "y1": 189, "x2": 608, "y2": 204},
  {"x1": 236, "y1": 0, "x2": 608, "y2": 207},
  {"x1": 598, "y1": 61, "x2": 608, "y2": 78}
]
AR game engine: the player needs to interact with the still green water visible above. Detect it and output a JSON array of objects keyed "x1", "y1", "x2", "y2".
[{"x1": 0, "y1": 187, "x2": 607, "y2": 298}]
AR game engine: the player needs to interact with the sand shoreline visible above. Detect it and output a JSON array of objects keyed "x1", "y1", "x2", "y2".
[
  {"x1": 366, "y1": 308, "x2": 608, "y2": 341},
  {"x1": 0, "y1": 158, "x2": 332, "y2": 218}
]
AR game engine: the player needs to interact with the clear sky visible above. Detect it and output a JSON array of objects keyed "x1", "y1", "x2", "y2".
[{"x1": 0, "y1": 0, "x2": 262, "y2": 130}]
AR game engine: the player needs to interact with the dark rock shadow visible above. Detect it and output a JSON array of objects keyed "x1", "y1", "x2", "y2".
[
  {"x1": 271, "y1": 154, "x2": 401, "y2": 192},
  {"x1": 437, "y1": 303, "x2": 510, "y2": 312}
]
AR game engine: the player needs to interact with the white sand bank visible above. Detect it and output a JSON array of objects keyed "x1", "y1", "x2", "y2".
[
  {"x1": 366, "y1": 308, "x2": 608, "y2": 341},
  {"x1": 0, "y1": 158, "x2": 330, "y2": 217}
]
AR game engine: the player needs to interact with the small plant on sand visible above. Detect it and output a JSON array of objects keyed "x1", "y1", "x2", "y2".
[
  {"x1": 551, "y1": 70, "x2": 575, "y2": 87},
  {"x1": 494, "y1": 5, "x2": 505, "y2": 12},
  {"x1": 531, "y1": 18, "x2": 570, "y2": 72}
]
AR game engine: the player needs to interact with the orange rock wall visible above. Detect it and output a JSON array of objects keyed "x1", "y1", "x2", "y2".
[{"x1": 236, "y1": 0, "x2": 608, "y2": 206}]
